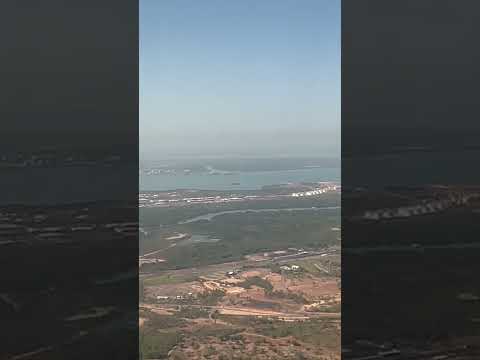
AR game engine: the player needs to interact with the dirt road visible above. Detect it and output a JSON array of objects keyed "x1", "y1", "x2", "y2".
[{"x1": 144, "y1": 303, "x2": 340, "y2": 321}]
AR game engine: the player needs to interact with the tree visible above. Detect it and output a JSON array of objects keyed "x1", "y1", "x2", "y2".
[
  {"x1": 211, "y1": 309, "x2": 220, "y2": 324},
  {"x1": 295, "y1": 351, "x2": 307, "y2": 360}
]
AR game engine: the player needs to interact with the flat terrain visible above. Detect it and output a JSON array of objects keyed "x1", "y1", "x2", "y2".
[
  {"x1": 342, "y1": 185, "x2": 480, "y2": 358},
  {"x1": 140, "y1": 190, "x2": 340, "y2": 270},
  {"x1": 140, "y1": 252, "x2": 340, "y2": 359},
  {"x1": 139, "y1": 183, "x2": 341, "y2": 359},
  {"x1": 0, "y1": 201, "x2": 138, "y2": 359}
]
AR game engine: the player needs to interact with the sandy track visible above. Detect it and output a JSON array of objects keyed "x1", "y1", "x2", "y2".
[
  {"x1": 140, "y1": 303, "x2": 174, "y2": 315},
  {"x1": 217, "y1": 306, "x2": 340, "y2": 319},
  {"x1": 144, "y1": 303, "x2": 339, "y2": 320}
]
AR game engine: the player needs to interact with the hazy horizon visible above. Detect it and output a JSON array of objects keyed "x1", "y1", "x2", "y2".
[{"x1": 140, "y1": 0, "x2": 340, "y2": 160}]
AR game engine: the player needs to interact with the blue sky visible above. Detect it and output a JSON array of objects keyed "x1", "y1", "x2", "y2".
[{"x1": 140, "y1": 0, "x2": 340, "y2": 159}]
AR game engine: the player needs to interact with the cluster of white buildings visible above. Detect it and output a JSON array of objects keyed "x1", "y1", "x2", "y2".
[
  {"x1": 291, "y1": 184, "x2": 339, "y2": 198},
  {"x1": 280, "y1": 264, "x2": 301, "y2": 272},
  {"x1": 139, "y1": 258, "x2": 163, "y2": 266},
  {"x1": 139, "y1": 193, "x2": 247, "y2": 208},
  {"x1": 183, "y1": 196, "x2": 243, "y2": 204},
  {"x1": 156, "y1": 293, "x2": 194, "y2": 301},
  {"x1": 142, "y1": 168, "x2": 179, "y2": 176},
  {"x1": 140, "y1": 183, "x2": 341, "y2": 208},
  {"x1": 363, "y1": 193, "x2": 478, "y2": 220}
]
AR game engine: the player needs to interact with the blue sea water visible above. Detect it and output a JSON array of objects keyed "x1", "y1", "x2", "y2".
[{"x1": 139, "y1": 167, "x2": 341, "y2": 191}]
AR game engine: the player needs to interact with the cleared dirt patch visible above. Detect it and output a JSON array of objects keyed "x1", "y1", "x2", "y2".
[
  {"x1": 145, "y1": 280, "x2": 203, "y2": 300},
  {"x1": 240, "y1": 269, "x2": 270, "y2": 279},
  {"x1": 218, "y1": 306, "x2": 310, "y2": 320},
  {"x1": 265, "y1": 273, "x2": 339, "y2": 300}
]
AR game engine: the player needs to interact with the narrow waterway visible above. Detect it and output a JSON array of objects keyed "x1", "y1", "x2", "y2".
[{"x1": 179, "y1": 206, "x2": 340, "y2": 224}]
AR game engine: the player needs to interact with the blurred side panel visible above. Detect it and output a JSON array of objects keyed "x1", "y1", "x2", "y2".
[
  {"x1": 0, "y1": 1, "x2": 138, "y2": 359},
  {"x1": 343, "y1": 0, "x2": 480, "y2": 358}
]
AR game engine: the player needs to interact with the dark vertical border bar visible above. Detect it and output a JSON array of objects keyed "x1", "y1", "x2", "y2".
[
  {"x1": 343, "y1": 0, "x2": 480, "y2": 358},
  {"x1": 0, "y1": 1, "x2": 138, "y2": 359}
]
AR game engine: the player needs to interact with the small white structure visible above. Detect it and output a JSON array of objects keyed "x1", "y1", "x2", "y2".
[{"x1": 226, "y1": 269, "x2": 240, "y2": 277}]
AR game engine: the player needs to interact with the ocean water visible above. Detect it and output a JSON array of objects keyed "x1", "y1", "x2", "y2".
[
  {"x1": 0, "y1": 165, "x2": 137, "y2": 205},
  {"x1": 139, "y1": 167, "x2": 341, "y2": 191}
]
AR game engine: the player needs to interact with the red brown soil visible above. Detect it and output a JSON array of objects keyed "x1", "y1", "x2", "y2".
[{"x1": 265, "y1": 273, "x2": 339, "y2": 300}]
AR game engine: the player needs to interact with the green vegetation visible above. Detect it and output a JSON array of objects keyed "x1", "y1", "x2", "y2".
[
  {"x1": 198, "y1": 289, "x2": 226, "y2": 305},
  {"x1": 144, "y1": 204, "x2": 340, "y2": 271},
  {"x1": 291, "y1": 259, "x2": 321, "y2": 274},
  {"x1": 256, "y1": 319, "x2": 339, "y2": 349},
  {"x1": 323, "y1": 303, "x2": 341, "y2": 313},
  {"x1": 269, "y1": 290, "x2": 308, "y2": 304},
  {"x1": 140, "y1": 330, "x2": 182, "y2": 360},
  {"x1": 139, "y1": 193, "x2": 342, "y2": 358},
  {"x1": 269, "y1": 263, "x2": 283, "y2": 274},
  {"x1": 236, "y1": 277, "x2": 307, "y2": 303},
  {"x1": 238, "y1": 276, "x2": 273, "y2": 292},
  {"x1": 140, "y1": 194, "x2": 339, "y2": 227},
  {"x1": 177, "y1": 306, "x2": 209, "y2": 319},
  {"x1": 193, "y1": 325, "x2": 245, "y2": 339},
  {"x1": 141, "y1": 311, "x2": 186, "y2": 330},
  {"x1": 139, "y1": 311, "x2": 187, "y2": 359},
  {"x1": 169, "y1": 351, "x2": 190, "y2": 360},
  {"x1": 217, "y1": 315, "x2": 274, "y2": 328},
  {"x1": 143, "y1": 273, "x2": 197, "y2": 286},
  {"x1": 219, "y1": 333, "x2": 244, "y2": 342}
]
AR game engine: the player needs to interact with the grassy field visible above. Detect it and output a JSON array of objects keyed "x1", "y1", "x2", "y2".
[
  {"x1": 288, "y1": 257, "x2": 340, "y2": 277},
  {"x1": 139, "y1": 194, "x2": 341, "y2": 359},
  {"x1": 141, "y1": 313, "x2": 339, "y2": 360},
  {"x1": 140, "y1": 330, "x2": 182, "y2": 359},
  {"x1": 142, "y1": 207, "x2": 340, "y2": 271},
  {"x1": 214, "y1": 315, "x2": 340, "y2": 351},
  {"x1": 256, "y1": 319, "x2": 340, "y2": 349},
  {"x1": 140, "y1": 310, "x2": 186, "y2": 359},
  {"x1": 143, "y1": 273, "x2": 197, "y2": 286},
  {"x1": 289, "y1": 259, "x2": 321, "y2": 274},
  {"x1": 140, "y1": 193, "x2": 340, "y2": 227}
]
